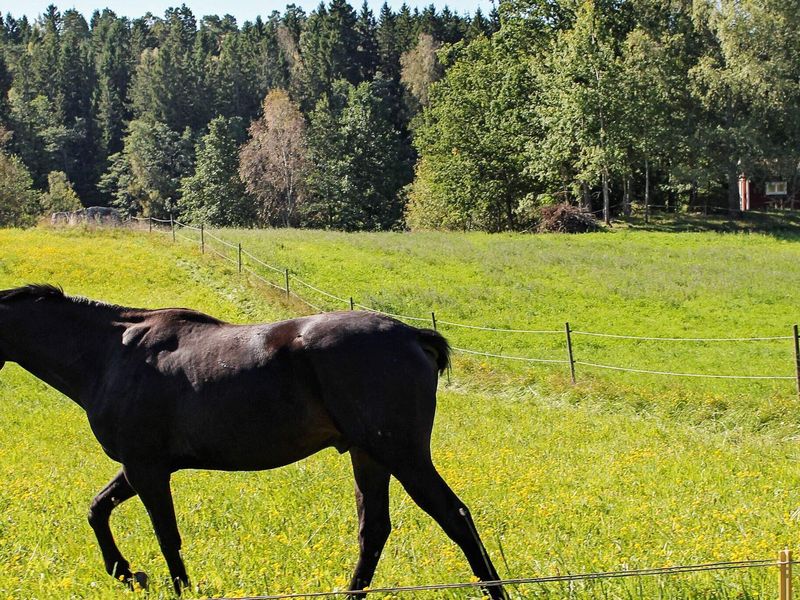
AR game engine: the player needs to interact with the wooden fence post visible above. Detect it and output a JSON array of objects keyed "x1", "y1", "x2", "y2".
[
  {"x1": 793, "y1": 325, "x2": 800, "y2": 400},
  {"x1": 431, "y1": 311, "x2": 437, "y2": 331},
  {"x1": 565, "y1": 322, "x2": 576, "y2": 384},
  {"x1": 237, "y1": 243, "x2": 242, "y2": 274},
  {"x1": 200, "y1": 224, "x2": 205, "y2": 254},
  {"x1": 780, "y1": 548, "x2": 793, "y2": 600},
  {"x1": 284, "y1": 269, "x2": 290, "y2": 300}
]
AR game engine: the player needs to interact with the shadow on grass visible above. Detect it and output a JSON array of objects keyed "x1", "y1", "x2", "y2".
[{"x1": 616, "y1": 210, "x2": 800, "y2": 240}]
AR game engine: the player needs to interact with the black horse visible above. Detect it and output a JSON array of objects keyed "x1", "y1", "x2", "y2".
[{"x1": 0, "y1": 284, "x2": 507, "y2": 599}]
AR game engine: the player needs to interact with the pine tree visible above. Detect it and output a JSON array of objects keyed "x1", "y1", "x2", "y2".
[
  {"x1": 355, "y1": 1, "x2": 378, "y2": 81},
  {"x1": 130, "y1": 6, "x2": 200, "y2": 132},
  {"x1": 299, "y1": 0, "x2": 360, "y2": 107},
  {"x1": 306, "y1": 80, "x2": 409, "y2": 230},
  {"x1": 179, "y1": 115, "x2": 253, "y2": 226},
  {"x1": 376, "y1": 3, "x2": 398, "y2": 79},
  {"x1": 95, "y1": 18, "x2": 132, "y2": 158}
]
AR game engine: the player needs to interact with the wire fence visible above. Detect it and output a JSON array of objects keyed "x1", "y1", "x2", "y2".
[
  {"x1": 124, "y1": 217, "x2": 800, "y2": 395},
  {"x1": 212, "y1": 555, "x2": 795, "y2": 599}
]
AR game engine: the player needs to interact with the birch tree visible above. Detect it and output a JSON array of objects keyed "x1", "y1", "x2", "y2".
[{"x1": 239, "y1": 89, "x2": 308, "y2": 226}]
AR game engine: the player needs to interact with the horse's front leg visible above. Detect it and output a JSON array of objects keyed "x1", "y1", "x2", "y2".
[
  {"x1": 347, "y1": 448, "x2": 391, "y2": 598},
  {"x1": 123, "y1": 463, "x2": 189, "y2": 595},
  {"x1": 88, "y1": 469, "x2": 145, "y2": 587}
]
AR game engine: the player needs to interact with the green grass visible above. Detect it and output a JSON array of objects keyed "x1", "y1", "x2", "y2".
[
  {"x1": 200, "y1": 224, "x2": 800, "y2": 435},
  {"x1": 1, "y1": 226, "x2": 800, "y2": 599}
]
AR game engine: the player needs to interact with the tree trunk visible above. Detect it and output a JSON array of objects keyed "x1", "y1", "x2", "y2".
[
  {"x1": 581, "y1": 181, "x2": 591, "y2": 211},
  {"x1": 602, "y1": 168, "x2": 611, "y2": 225},
  {"x1": 728, "y1": 161, "x2": 741, "y2": 216},
  {"x1": 623, "y1": 176, "x2": 631, "y2": 217}
]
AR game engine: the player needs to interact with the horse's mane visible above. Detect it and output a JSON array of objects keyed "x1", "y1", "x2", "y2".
[
  {"x1": 0, "y1": 285, "x2": 218, "y2": 321},
  {"x1": 0, "y1": 284, "x2": 126, "y2": 310},
  {"x1": 0, "y1": 284, "x2": 66, "y2": 302}
]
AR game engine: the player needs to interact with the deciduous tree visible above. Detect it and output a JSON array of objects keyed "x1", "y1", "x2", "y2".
[{"x1": 239, "y1": 89, "x2": 308, "y2": 226}]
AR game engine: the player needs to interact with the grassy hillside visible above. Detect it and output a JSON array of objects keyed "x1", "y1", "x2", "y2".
[
  {"x1": 1, "y1": 227, "x2": 800, "y2": 599},
  {"x1": 200, "y1": 225, "x2": 800, "y2": 435}
]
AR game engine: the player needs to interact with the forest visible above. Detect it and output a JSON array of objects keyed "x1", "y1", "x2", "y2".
[{"x1": 0, "y1": 0, "x2": 798, "y2": 231}]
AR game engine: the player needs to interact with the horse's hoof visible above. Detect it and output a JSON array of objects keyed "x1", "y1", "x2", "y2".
[{"x1": 131, "y1": 571, "x2": 148, "y2": 590}]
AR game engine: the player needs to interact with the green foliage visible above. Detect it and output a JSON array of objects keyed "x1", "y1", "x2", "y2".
[
  {"x1": 238, "y1": 89, "x2": 308, "y2": 226},
  {"x1": 99, "y1": 118, "x2": 193, "y2": 218},
  {"x1": 94, "y1": 17, "x2": 132, "y2": 158},
  {"x1": 179, "y1": 116, "x2": 253, "y2": 226},
  {"x1": 129, "y1": 8, "x2": 204, "y2": 132},
  {"x1": 298, "y1": 0, "x2": 360, "y2": 108},
  {"x1": 0, "y1": 152, "x2": 41, "y2": 226},
  {"x1": 409, "y1": 37, "x2": 536, "y2": 231},
  {"x1": 41, "y1": 171, "x2": 82, "y2": 213},
  {"x1": 5, "y1": 0, "x2": 799, "y2": 230},
  {"x1": 305, "y1": 79, "x2": 411, "y2": 230},
  {"x1": 410, "y1": 0, "x2": 800, "y2": 227},
  {"x1": 0, "y1": 2, "x2": 481, "y2": 229}
]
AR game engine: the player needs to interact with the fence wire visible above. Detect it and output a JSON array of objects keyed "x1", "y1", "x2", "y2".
[
  {"x1": 454, "y1": 347, "x2": 571, "y2": 365},
  {"x1": 211, "y1": 558, "x2": 784, "y2": 599},
  {"x1": 575, "y1": 360, "x2": 796, "y2": 380},
  {"x1": 205, "y1": 230, "x2": 239, "y2": 250},
  {"x1": 572, "y1": 330, "x2": 793, "y2": 342}
]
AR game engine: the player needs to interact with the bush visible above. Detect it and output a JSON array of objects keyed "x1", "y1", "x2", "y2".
[
  {"x1": 536, "y1": 203, "x2": 600, "y2": 233},
  {"x1": 0, "y1": 152, "x2": 41, "y2": 227},
  {"x1": 41, "y1": 171, "x2": 82, "y2": 213}
]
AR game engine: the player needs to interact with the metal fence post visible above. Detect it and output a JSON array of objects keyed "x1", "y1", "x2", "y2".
[
  {"x1": 149, "y1": 216, "x2": 152, "y2": 233},
  {"x1": 431, "y1": 311, "x2": 437, "y2": 331},
  {"x1": 793, "y1": 325, "x2": 800, "y2": 400},
  {"x1": 780, "y1": 548, "x2": 793, "y2": 600},
  {"x1": 237, "y1": 243, "x2": 242, "y2": 273},
  {"x1": 200, "y1": 224, "x2": 204, "y2": 254},
  {"x1": 284, "y1": 268, "x2": 290, "y2": 300},
  {"x1": 565, "y1": 322, "x2": 576, "y2": 383},
  {"x1": 350, "y1": 297, "x2": 354, "y2": 311},
  {"x1": 170, "y1": 214, "x2": 175, "y2": 242}
]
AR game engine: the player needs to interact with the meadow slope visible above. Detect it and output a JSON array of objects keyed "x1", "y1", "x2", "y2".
[
  {"x1": 0, "y1": 227, "x2": 799, "y2": 599},
  {"x1": 206, "y1": 224, "x2": 800, "y2": 434}
]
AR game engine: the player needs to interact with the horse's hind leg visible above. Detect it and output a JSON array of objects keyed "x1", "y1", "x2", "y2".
[
  {"x1": 88, "y1": 469, "x2": 142, "y2": 586},
  {"x1": 393, "y1": 460, "x2": 509, "y2": 600},
  {"x1": 347, "y1": 448, "x2": 391, "y2": 597}
]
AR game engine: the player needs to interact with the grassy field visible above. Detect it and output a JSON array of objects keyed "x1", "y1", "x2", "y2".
[
  {"x1": 1, "y1": 226, "x2": 800, "y2": 599},
  {"x1": 200, "y1": 220, "x2": 800, "y2": 435}
]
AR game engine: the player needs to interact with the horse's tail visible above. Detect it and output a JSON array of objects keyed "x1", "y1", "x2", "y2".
[{"x1": 417, "y1": 328, "x2": 451, "y2": 374}]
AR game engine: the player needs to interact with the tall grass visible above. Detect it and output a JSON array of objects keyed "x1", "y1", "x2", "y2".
[{"x1": 1, "y1": 227, "x2": 799, "y2": 599}]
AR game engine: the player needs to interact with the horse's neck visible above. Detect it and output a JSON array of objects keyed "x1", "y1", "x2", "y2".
[{"x1": 14, "y1": 302, "x2": 123, "y2": 408}]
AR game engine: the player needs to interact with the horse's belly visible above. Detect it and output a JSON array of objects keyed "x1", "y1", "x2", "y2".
[{"x1": 172, "y1": 390, "x2": 343, "y2": 472}]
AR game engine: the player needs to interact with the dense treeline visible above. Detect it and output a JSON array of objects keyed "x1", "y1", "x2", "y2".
[
  {"x1": 0, "y1": 1, "x2": 495, "y2": 228},
  {"x1": 409, "y1": 0, "x2": 800, "y2": 230},
  {"x1": 0, "y1": 0, "x2": 798, "y2": 231}
]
